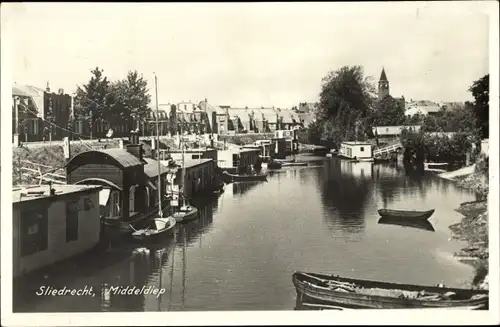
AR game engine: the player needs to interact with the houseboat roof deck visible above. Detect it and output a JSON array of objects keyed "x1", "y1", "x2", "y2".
[
  {"x1": 239, "y1": 148, "x2": 261, "y2": 153},
  {"x1": 67, "y1": 148, "x2": 144, "y2": 168},
  {"x1": 169, "y1": 147, "x2": 216, "y2": 153},
  {"x1": 341, "y1": 141, "x2": 373, "y2": 146},
  {"x1": 13, "y1": 184, "x2": 103, "y2": 204},
  {"x1": 181, "y1": 158, "x2": 214, "y2": 169},
  {"x1": 143, "y1": 158, "x2": 172, "y2": 178}
]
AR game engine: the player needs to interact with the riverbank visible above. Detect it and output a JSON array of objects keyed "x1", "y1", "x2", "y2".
[{"x1": 445, "y1": 167, "x2": 489, "y2": 290}]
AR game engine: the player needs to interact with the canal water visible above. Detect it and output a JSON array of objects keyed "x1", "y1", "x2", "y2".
[{"x1": 14, "y1": 156, "x2": 478, "y2": 312}]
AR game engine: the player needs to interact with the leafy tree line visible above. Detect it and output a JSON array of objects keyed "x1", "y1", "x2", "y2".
[
  {"x1": 72, "y1": 67, "x2": 151, "y2": 136},
  {"x1": 303, "y1": 64, "x2": 488, "y2": 155}
]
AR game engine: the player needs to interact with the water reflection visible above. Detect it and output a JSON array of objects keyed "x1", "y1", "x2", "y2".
[
  {"x1": 377, "y1": 217, "x2": 436, "y2": 232},
  {"x1": 232, "y1": 182, "x2": 262, "y2": 196},
  {"x1": 319, "y1": 159, "x2": 372, "y2": 233}
]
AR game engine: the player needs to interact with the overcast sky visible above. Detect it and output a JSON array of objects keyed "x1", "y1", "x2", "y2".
[{"x1": 4, "y1": 2, "x2": 491, "y2": 108}]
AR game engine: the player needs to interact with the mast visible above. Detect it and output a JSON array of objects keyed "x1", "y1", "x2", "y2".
[
  {"x1": 181, "y1": 128, "x2": 186, "y2": 206},
  {"x1": 155, "y1": 73, "x2": 163, "y2": 218}
]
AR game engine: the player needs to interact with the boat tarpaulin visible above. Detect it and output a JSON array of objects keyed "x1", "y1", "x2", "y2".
[{"x1": 99, "y1": 189, "x2": 111, "y2": 206}]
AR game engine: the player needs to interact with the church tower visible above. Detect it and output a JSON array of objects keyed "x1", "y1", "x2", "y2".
[{"x1": 378, "y1": 68, "x2": 389, "y2": 100}]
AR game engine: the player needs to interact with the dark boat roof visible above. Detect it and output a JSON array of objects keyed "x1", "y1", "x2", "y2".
[{"x1": 68, "y1": 148, "x2": 144, "y2": 168}]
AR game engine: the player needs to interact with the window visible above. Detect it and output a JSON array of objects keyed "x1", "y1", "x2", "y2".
[
  {"x1": 110, "y1": 191, "x2": 120, "y2": 217},
  {"x1": 20, "y1": 207, "x2": 48, "y2": 256},
  {"x1": 386, "y1": 128, "x2": 389, "y2": 132},
  {"x1": 66, "y1": 200, "x2": 80, "y2": 242},
  {"x1": 192, "y1": 155, "x2": 201, "y2": 159},
  {"x1": 83, "y1": 197, "x2": 93, "y2": 211},
  {"x1": 360, "y1": 147, "x2": 364, "y2": 152}
]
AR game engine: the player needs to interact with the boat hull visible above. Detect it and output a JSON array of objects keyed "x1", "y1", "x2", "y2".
[
  {"x1": 173, "y1": 208, "x2": 199, "y2": 223},
  {"x1": 378, "y1": 209, "x2": 435, "y2": 221},
  {"x1": 293, "y1": 272, "x2": 488, "y2": 309},
  {"x1": 282, "y1": 162, "x2": 308, "y2": 167},
  {"x1": 223, "y1": 172, "x2": 268, "y2": 183},
  {"x1": 131, "y1": 218, "x2": 176, "y2": 241}
]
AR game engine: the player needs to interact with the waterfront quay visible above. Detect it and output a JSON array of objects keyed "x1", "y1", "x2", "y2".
[{"x1": 13, "y1": 155, "x2": 479, "y2": 312}]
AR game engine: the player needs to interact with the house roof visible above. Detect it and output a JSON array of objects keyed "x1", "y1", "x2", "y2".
[
  {"x1": 143, "y1": 158, "x2": 171, "y2": 178},
  {"x1": 13, "y1": 184, "x2": 103, "y2": 204},
  {"x1": 255, "y1": 108, "x2": 278, "y2": 122},
  {"x1": 379, "y1": 68, "x2": 388, "y2": 81},
  {"x1": 228, "y1": 108, "x2": 251, "y2": 123}
]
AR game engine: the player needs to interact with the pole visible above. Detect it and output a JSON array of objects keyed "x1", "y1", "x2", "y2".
[{"x1": 155, "y1": 74, "x2": 163, "y2": 218}]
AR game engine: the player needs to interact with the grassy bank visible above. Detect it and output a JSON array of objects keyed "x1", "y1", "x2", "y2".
[{"x1": 218, "y1": 133, "x2": 274, "y2": 145}]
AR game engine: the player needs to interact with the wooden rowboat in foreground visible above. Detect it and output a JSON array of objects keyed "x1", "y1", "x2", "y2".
[
  {"x1": 378, "y1": 209, "x2": 435, "y2": 220},
  {"x1": 292, "y1": 272, "x2": 488, "y2": 309}
]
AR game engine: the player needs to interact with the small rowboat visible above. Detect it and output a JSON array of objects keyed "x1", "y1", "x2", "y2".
[
  {"x1": 378, "y1": 217, "x2": 435, "y2": 232},
  {"x1": 172, "y1": 205, "x2": 199, "y2": 223},
  {"x1": 281, "y1": 162, "x2": 308, "y2": 167},
  {"x1": 131, "y1": 217, "x2": 176, "y2": 241},
  {"x1": 223, "y1": 171, "x2": 268, "y2": 183},
  {"x1": 378, "y1": 209, "x2": 435, "y2": 221},
  {"x1": 267, "y1": 161, "x2": 283, "y2": 169},
  {"x1": 276, "y1": 158, "x2": 296, "y2": 164},
  {"x1": 292, "y1": 272, "x2": 489, "y2": 309}
]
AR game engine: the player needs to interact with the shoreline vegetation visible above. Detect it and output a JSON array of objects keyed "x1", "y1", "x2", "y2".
[{"x1": 445, "y1": 157, "x2": 489, "y2": 290}]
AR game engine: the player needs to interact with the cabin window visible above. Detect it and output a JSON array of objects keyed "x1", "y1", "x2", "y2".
[
  {"x1": 66, "y1": 200, "x2": 80, "y2": 242},
  {"x1": 360, "y1": 147, "x2": 364, "y2": 152},
  {"x1": 192, "y1": 155, "x2": 200, "y2": 159},
  {"x1": 386, "y1": 128, "x2": 389, "y2": 132},
  {"x1": 20, "y1": 207, "x2": 48, "y2": 256},
  {"x1": 83, "y1": 197, "x2": 93, "y2": 211},
  {"x1": 109, "y1": 191, "x2": 120, "y2": 217},
  {"x1": 129, "y1": 185, "x2": 137, "y2": 213}
]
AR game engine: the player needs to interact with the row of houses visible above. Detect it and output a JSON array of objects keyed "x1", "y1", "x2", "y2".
[{"x1": 11, "y1": 82, "x2": 314, "y2": 142}]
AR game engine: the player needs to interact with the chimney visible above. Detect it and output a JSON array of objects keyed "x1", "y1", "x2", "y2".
[
  {"x1": 129, "y1": 130, "x2": 140, "y2": 145},
  {"x1": 126, "y1": 144, "x2": 143, "y2": 161},
  {"x1": 46, "y1": 81, "x2": 50, "y2": 93},
  {"x1": 58, "y1": 88, "x2": 64, "y2": 95}
]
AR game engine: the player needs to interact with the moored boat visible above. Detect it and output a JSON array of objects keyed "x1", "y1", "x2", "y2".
[
  {"x1": 172, "y1": 205, "x2": 199, "y2": 223},
  {"x1": 276, "y1": 158, "x2": 296, "y2": 164},
  {"x1": 378, "y1": 209, "x2": 435, "y2": 220},
  {"x1": 130, "y1": 217, "x2": 176, "y2": 241},
  {"x1": 267, "y1": 161, "x2": 283, "y2": 169},
  {"x1": 292, "y1": 272, "x2": 489, "y2": 309},
  {"x1": 222, "y1": 171, "x2": 268, "y2": 183},
  {"x1": 281, "y1": 162, "x2": 308, "y2": 167}
]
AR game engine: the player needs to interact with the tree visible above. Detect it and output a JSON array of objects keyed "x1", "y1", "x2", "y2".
[
  {"x1": 317, "y1": 65, "x2": 375, "y2": 146},
  {"x1": 113, "y1": 70, "x2": 151, "y2": 130},
  {"x1": 469, "y1": 74, "x2": 489, "y2": 139},
  {"x1": 368, "y1": 95, "x2": 406, "y2": 126},
  {"x1": 73, "y1": 67, "x2": 113, "y2": 138}
]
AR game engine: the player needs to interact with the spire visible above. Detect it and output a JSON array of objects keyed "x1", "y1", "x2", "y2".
[{"x1": 379, "y1": 68, "x2": 388, "y2": 82}]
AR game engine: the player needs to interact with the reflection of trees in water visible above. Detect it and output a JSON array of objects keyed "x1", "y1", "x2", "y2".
[
  {"x1": 232, "y1": 182, "x2": 261, "y2": 196},
  {"x1": 318, "y1": 159, "x2": 372, "y2": 233},
  {"x1": 372, "y1": 164, "x2": 433, "y2": 207}
]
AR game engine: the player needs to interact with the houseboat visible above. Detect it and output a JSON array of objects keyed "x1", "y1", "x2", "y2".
[
  {"x1": 12, "y1": 184, "x2": 103, "y2": 277},
  {"x1": 339, "y1": 142, "x2": 374, "y2": 162},
  {"x1": 66, "y1": 132, "x2": 172, "y2": 232},
  {"x1": 217, "y1": 148, "x2": 260, "y2": 174}
]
